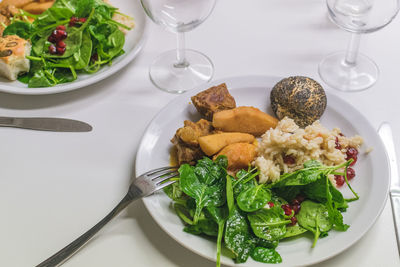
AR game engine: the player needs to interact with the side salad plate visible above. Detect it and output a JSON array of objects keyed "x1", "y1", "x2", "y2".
[
  {"x1": 0, "y1": 0, "x2": 146, "y2": 95},
  {"x1": 135, "y1": 75, "x2": 390, "y2": 266}
]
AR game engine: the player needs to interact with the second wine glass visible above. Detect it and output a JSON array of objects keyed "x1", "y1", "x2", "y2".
[
  {"x1": 141, "y1": 0, "x2": 216, "y2": 93},
  {"x1": 319, "y1": 0, "x2": 400, "y2": 92}
]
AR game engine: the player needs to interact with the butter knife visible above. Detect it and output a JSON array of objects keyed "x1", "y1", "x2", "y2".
[
  {"x1": 378, "y1": 122, "x2": 400, "y2": 255},
  {"x1": 0, "y1": 116, "x2": 92, "y2": 132}
]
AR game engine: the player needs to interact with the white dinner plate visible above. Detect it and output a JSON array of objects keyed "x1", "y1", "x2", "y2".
[
  {"x1": 135, "y1": 75, "x2": 390, "y2": 267},
  {"x1": 0, "y1": 0, "x2": 147, "y2": 95}
]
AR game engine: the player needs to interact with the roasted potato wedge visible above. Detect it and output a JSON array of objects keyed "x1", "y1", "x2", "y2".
[
  {"x1": 198, "y1": 132, "x2": 255, "y2": 156},
  {"x1": 213, "y1": 143, "x2": 257, "y2": 171},
  {"x1": 212, "y1": 106, "x2": 278, "y2": 136}
]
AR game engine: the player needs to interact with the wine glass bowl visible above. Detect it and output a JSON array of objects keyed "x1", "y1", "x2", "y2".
[
  {"x1": 319, "y1": 0, "x2": 400, "y2": 92},
  {"x1": 328, "y1": 0, "x2": 400, "y2": 33},
  {"x1": 141, "y1": 0, "x2": 217, "y2": 93},
  {"x1": 141, "y1": 0, "x2": 216, "y2": 33}
]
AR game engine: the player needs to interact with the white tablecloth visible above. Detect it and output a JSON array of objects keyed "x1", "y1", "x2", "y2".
[{"x1": 1, "y1": 0, "x2": 399, "y2": 266}]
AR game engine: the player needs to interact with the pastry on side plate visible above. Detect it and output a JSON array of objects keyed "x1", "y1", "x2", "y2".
[{"x1": 0, "y1": 35, "x2": 31, "y2": 81}]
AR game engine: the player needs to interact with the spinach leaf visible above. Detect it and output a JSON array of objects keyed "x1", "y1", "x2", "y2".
[
  {"x1": 224, "y1": 205, "x2": 254, "y2": 263},
  {"x1": 42, "y1": 28, "x2": 83, "y2": 58},
  {"x1": 179, "y1": 162, "x2": 225, "y2": 224},
  {"x1": 247, "y1": 207, "x2": 290, "y2": 241},
  {"x1": 283, "y1": 225, "x2": 308, "y2": 238},
  {"x1": 194, "y1": 156, "x2": 227, "y2": 185},
  {"x1": 232, "y1": 169, "x2": 257, "y2": 199},
  {"x1": 174, "y1": 203, "x2": 193, "y2": 225},
  {"x1": 250, "y1": 247, "x2": 282, "y2": 264},
  {"x1": 28, "y1": 70, "x2": 53, "y2": 88},
  {"x1": 55, "y1": 30, "x2": 93, "y2": 69},
  {"x1": 303, "y1": 175, "x2": 345, "y2": 205},
  {"x1": 205, "y1": 206, "x2": 228, "y2": 267},
  {"x1": 323, "y1": 175, "x2": 349, "y2": 231},
  {"x1": 268, "y1": 160, "x2": 344, "y2": 189},
  {"x1": 237, "y1": 185, "x2": 271, "y2": 212},
  {"x1": 226, "y1": 176, "x2": 234, "y2": 215},
  {"x1": 297, "y1": 200, "x2": 332, "y2": 247},
  {"x1": 164, "y1": 180, "x2": 183, "y2": 201},
  {"x1": 184, "y1": 215, "x2": 218, "y2": 237},
  {"x1": 3, "y1": 21, "x2": 35, "y2": 39},
  {"x1": 252, "y1": 237, "x2": 279, "y2": 249},
  {"x1": 303, "y1": 160, "x2": 323, "y2": 168},
  {"x1": 272, "y1": 186, "x2": 302, "y2": 203}
]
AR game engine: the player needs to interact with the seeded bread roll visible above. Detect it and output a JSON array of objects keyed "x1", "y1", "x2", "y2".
[
  {"x1": 270, "y1": 76, "x2": 327, "y2": 128},
  {"x1": 0, "y1": 35, "x2": 31, "y2": 81}
]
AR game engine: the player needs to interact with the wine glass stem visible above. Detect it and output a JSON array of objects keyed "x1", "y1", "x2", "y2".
[
  {"x1": 344, "y1": 33, "x2": 361, "y2": 66},
  {"x1": 175, "y1": 32, "x2": 189, "y2": 68}
]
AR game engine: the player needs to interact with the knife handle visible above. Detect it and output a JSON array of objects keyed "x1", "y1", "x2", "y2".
[
  {"x1": 0, "y1": 117, "x2": 14, "y2": 126},
  {"x1": 391, "y1": 193, "x2": 400, "y2": 256}
]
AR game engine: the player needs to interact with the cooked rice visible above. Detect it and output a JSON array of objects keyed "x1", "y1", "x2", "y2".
[{"x1": 255, "y1": 117, "x2": 363, "y2": 184}]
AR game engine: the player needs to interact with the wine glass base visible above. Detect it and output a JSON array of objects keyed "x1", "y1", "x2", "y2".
[
  {"x1": 318, "y1": 51, "x2": 379, "y2": 92},
  {"x1": 149, "y1": 49, "x2": 214, "y2": 94}
]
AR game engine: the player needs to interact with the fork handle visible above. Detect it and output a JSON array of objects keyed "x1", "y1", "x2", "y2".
[{"x1": 36, "y1": 190, "x2": 139, "y2": 267}]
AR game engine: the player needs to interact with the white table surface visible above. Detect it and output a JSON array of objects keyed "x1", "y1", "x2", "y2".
[{"x1": 1, "y1": 0, "x2": 399, "y2": 266}]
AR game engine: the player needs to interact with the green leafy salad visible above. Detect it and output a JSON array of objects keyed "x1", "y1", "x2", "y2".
[
  {"x1": 164, "y1": 156, "x2": 359, "y2": 266},
  {"x1": 3, "y1": 0, "x2": 132, "y2": 88}
]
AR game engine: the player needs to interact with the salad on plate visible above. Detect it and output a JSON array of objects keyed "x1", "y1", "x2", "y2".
[
  {"x1": 164, "y1": 77, "x2": 365, "y2": 266},
  {"x1": 0, "y1": 0, "x2": 134, "y2": 88}
]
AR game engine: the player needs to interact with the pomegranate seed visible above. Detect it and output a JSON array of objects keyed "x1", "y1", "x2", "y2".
[
  {"x1": 347, "y1": 155, "x2": 357, "y2": 166},
  {"x1": 79, "y1": 17, "x2": 87, "y2": 23},
  {"x1": 281, "y1": 204, "x2": 293, "y2": 216},
  {"x1": 283, "y1": 155, "x2": 295, "y2": 165},
  {"x1": 335, "y1": 136, "x2": 342, "y2": 150},
  {"x1": 289, "y1": 216, "x2": 297, "y2": 226},
  {"x1": 335, "y1": 175, "x2": 345, "y2": 187},
  {"x1": 56, "y1": 46, "x2": 66, "y2": 55},
  {"x1": 346, "y1": 147, "x2": 358, "y2": 158},
  {"x1": 48, "y1": 44, "x2": 57, "y2": 54},
  {"x1": 346, "y1": 167, "x2": 356, "y2": 180},
  {"x1": 69, "y1": 17, "x2": 79, "y2": 27},
  {"x1": 56, "y1": 25, "x2": 66, "y2": 31},
  {"x1": 292, "y1": 204, "x2": 301, "y2": 214},
  {"x1": 57, "y1": 40, "x2": 66, "y2": 48},
  {"x1": 268, "y1": 202, "x2": 274, "y2": 208},
  {"x1": 55, "y1": 30, "x2": 67, "y2": 40},
  {"x1": 48, "y1": 35, "x2": 56, "y2": 43}
]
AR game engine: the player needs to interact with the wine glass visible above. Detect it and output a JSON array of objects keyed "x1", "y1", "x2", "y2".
[
  {"x1": 141, "y1": 0, "x2": 216, "y2": 93},
  {"x1": 319, "y1": 0, "x2": 400, "y2": 92}
]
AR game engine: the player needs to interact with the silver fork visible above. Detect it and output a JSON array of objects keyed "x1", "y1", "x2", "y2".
[{"x1": 36, "y1": 166, "x2": 179, "y2": 267}]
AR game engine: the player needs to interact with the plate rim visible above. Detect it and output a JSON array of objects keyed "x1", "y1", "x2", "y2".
[
  {"x1": 0, "y1": 3, "x2": 148, "y2": 95},
  {"x1": 135, "y1": 75, "x2": 390, "y2": 266}
]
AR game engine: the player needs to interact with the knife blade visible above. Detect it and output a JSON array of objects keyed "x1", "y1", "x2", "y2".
[
  {"x1": 378, "y1": 122, "x2": 400, "y2": 255},
  {"x1": 0, "y1": 116, "x2": 92, "y2": 132}
]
